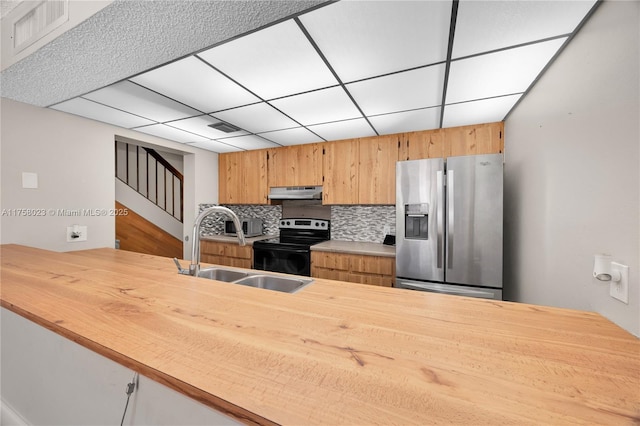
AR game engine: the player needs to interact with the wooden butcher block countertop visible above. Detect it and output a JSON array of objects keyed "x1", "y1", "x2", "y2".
[{"x1": 1, "y1": 244, "x2": 638, "y2": 425}]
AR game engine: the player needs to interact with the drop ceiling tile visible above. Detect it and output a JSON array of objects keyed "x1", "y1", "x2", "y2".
[
  {"x1": 50, "y1": 98, "x2": 155, "y2": 128},
  {"x1": 368, "y1": 107, "x2": 440, "y2": 135},
  {"x1": 270, "y1": 86, "x2": 362, "y2": 126},
  {"x1": 446, "y1": 38, "x2": 567, "y2": 104},
  {"x1": 212, "y1": 103, "x2": 298, "y2": 134},
  {"x1": 83, "y1": 81, "x2": 200, "y2": 122},
  {"x1": 186, "y1": 140, "x2": 242, "y2": 154},
  {"x1": 215, "y1": 134, "x2": 281, "y2": 151},
  {"x1": 347, "y1": 64, "x2": 445, "y2": 116},
  {"x1": 134, "y1": 124, "x2": 210, "y2": 144},
  {"x1": 258, "y1": 127, "x2": 323, "y2": 146},
  {"x1": 166, "y1": 115, "x2": 248, "y2": 139},
  {"x1": 442, "y1": 94, "x2": 520, "y2": 128},
  {"x1": 130, "y1": 56, "x2": 260, "y2": 113},
  {"x1": 300, "y1": 1, "x2": 451, "y2": 82},
  {"x1": 307, "y1": 118, "x2": 376, "y2": 141},
  {"x1": 198, "y1": 20, "x2": 338, "y2": 100},
  {"x1": 453, "y1": 0, "x2": 596, "y2": 58}
]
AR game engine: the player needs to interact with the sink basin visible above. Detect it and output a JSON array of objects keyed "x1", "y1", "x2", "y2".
[
  {"x1": 197, "y1": 267, "x2": 249, "y2": 282},
  {"x1": 232, "y1": 274, "x2": 313, "y2": 293}
]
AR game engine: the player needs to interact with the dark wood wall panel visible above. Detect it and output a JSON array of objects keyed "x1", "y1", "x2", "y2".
[{"x1": 115, "y1": 201, "x2": 183, "y2": 259}]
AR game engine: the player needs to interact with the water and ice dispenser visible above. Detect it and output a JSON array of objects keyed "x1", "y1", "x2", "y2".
[{"x1": 404, "y1": 203, "x2": 429, "y2": 240}]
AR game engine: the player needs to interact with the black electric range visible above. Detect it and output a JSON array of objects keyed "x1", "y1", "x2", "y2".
[{"x1": 253, "y1": 218, "x2": 330, "y2": 276}]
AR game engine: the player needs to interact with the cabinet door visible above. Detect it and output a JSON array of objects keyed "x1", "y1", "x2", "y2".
[
  {"x1": 268, "y1": 144, "x2": 323, "y2": 187},
  {"x1": 400, "y1": 129, "x2": 445, "y2": 160},
  {"x1": 444, "y1": 122, "x2": 504, "y2": 157},
  {"x1": 219, "y1": 150, "x2": 268, "y2": 204},
  {"x1": 322, "y1": 139, "x2": 359, "y2": 205},
  {"x1": 358, "y1": 135, "x2": 399, "y2": 205}
]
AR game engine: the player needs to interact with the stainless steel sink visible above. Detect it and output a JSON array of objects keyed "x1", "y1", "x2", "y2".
[
  {"x1": 196, "y1": 267, "x2": 313, "y2": 293},
  {"x1": 197, "y1": 267, "x2": 249, "y2": 282},
  {"x1": 233, "y1": 274, "x2": 313, "y2": 293}
]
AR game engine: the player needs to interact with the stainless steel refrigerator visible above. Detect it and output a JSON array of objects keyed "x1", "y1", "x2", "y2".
[{"x1": 395, "y1": 154, "x2": 503, "y2": 299}]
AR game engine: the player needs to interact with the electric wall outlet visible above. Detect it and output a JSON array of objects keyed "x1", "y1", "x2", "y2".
[
  {"x1": 383, "y1": 225, "x2": 391, "y2": 235},
  {"x1": 66, "y1": 225, "x2": 87, "y2": 242},
  {"x1": 610, "y1": 262, "x2": 629, "y2": 304}
]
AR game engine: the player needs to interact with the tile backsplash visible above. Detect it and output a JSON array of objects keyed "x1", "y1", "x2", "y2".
[{"x1": 199, "y1": 204, "x2": 396, "y2": 243}]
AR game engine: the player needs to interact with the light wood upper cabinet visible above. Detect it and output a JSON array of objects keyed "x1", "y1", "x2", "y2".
[
  {"x1": 218, "y1": 150, "x2": 268, "y2": 205},
  {"x1": 399, "y1": 129, "x2": 445, "y2": 160},
  {"x1": 358, "y1": 134, "x2": 400, "y2": 205},
  {"x1": 322, "y1": 139, "x2": 359, "y2": 205},
  {"x1": 268, "y1": 143, "x2": 323, "y2": 187},
  {"x1": 444, "y1": 122, "x2": 504, "y2": 157}
]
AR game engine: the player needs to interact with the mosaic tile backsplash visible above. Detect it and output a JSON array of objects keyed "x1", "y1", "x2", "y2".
[{"x1": 199, "y1": 204, "x2": 396, "y2": 244}]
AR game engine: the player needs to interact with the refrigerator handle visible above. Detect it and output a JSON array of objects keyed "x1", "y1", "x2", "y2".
[
  {"x1": 447, "y1": 170, "x2": 454, "y2": 269},
  {"x1": 436, "y1": 171, "x2": 444, "y2": 269}
]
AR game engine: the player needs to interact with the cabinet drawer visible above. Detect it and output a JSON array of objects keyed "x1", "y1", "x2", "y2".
[
  {"x1": 311, "y1": 267, "x2": 351, "y2": 282},
  {"x1": 224, "y1": 244, "x2": 252, "y2": 259},
  {"x1": 201, "y1": 240, "x2": 224, "y2": 256},
  {"x1": 311, "y1": 252, "x2": 350, "y2": 271},
  {"x1": 349, "y1": 255, "x2": 394, "y2": 275},
  {"x1": 349, "y1": 273, "x2": 394, "y2": 287}
]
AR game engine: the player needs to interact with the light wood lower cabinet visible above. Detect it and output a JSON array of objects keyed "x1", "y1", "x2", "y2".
[
  {"x1": 200, "y1": 240, "x2": 252, "y2": 269},
  {"x1": 311, "y1": 251, "x2": 395, "y2": 287}
]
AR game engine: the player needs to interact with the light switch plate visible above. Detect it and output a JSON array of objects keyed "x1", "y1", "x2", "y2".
[
  {"x1": 610, "y1": 262, "x2": 629, "y2": 304},
  {"x1": 22, "y1": 172, "x2": 38, "y2": 189}
]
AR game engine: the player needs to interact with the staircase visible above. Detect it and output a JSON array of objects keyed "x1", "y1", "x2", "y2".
[
  {"x1": 115, "y1": 140, "x2": 184, "y2": 258},
  {"x1": 115, "y1": 141, "x2": 183, "y2": 222}
]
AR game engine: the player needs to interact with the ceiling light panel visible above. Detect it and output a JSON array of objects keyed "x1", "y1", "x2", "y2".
[
  {"x1": 258, "y1": 127, "x2": 323, "y2": 146},
  {"x1": 198, "y1": 20, "x2": 338, "y2": 100},
  {"x1": 453, "y1": 0, "x2": 596, "y2": 59},
  {"x1": 134, "y1": 124, "x2": 210, "y2": 144},
  {"x1": 130, "y1": 56, "x2": 260, "y2": 113},
  {"x1": 307, "y1": 118, "x2": 376, "y2": 141},
  {"x1": 166, "y1": 115, "x2": 248, "y2": 139},
  {"x1": 368, "y1": 107, "x2": 440, "y2": 135},
  {"x1": 270, "y1": 86, "x2": 362, "y2": 126},
  {"x1": 446, "y1": 38, "x2": 567, "y2": 105},
  {"x1": 347, "y1": 64, "x2": 445, "y2": 116},
  {"x1": 186, "y1": 140, "x2": 241, "y2": 154},
  {"x1": 214, "y1": 134, "x2": 281, "y2": 151},
  {"x1": 299, "y1": 1, "x2": 451, "y2": 82},
  {"x1": 211, "y1": 102, "x2": 298, "y2": 134},
  {"x1": 83, "y1": 81, "x2": 200, "y2": 122},
  {"x1": 443, "y1": 95, "x2": 520, "y2": 128},
  {"x1": 51, "y1": 98, "x2": 155, "y2": 128}
]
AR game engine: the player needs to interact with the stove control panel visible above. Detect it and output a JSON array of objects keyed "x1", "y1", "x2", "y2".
[{"x1": 279, "y1": 218, "x2": 329, "y2": 230}]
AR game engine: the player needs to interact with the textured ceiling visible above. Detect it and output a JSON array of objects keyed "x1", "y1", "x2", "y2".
[
  {"x1": 2, "y1": 0, "x2": 599, "y2": 154},
  {"x1": 0, "y1": 0, "x2": 329, "y2": 107}
]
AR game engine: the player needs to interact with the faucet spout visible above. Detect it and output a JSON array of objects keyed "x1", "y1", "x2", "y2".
[{"x1": 188, "y1": 206, "x2": 246, "y2": 276}]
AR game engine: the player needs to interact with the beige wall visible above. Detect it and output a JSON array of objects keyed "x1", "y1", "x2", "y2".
[
  {"x1": 0, "y1": 98, "x2": 218, "y2": 259},
  {"x1": 504, "y1": 0, "x2": 640, "y2": 336}
]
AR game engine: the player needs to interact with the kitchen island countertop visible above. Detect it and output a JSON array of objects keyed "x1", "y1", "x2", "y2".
[{"x1": 1, "y1": 244, "x2": 638, "y2": 425}]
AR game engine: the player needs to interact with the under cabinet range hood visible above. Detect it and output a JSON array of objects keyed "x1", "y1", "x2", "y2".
[{"x1": 268, "y1": 186, "x2": 323, "y2": 200}]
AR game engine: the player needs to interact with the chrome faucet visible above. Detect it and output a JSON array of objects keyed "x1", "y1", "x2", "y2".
[{"x1": 174, "y1": 206, "x2": 246, "y2": 276}]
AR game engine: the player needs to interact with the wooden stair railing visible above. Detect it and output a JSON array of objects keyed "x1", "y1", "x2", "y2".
[{"x1": 115, "y1": 141, "x2": 183, "y2": 222}]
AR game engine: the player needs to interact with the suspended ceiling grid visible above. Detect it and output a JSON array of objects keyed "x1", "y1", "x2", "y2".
[{"x1": 5, "y1": 1, "x2": 600, "y2": 153}]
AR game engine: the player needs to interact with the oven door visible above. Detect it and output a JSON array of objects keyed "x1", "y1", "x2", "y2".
[{"x1": 253, "y1": 246, "x2": 311, "y2": 276}]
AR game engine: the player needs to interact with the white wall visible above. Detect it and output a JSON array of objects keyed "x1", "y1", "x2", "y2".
[
  {"x1": 504, "y1": 0, "x2": 640, "y2": 336},
  {"x1": 0, "y1": 98, "x2": 218, "y2": 257}
]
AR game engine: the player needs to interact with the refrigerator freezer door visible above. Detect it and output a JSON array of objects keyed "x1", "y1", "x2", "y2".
[
  {"x1": 396, "y1": 158, "x2": 445, "y2": 282},
  {"x1": 395, "y1": 278, "x2": 503, "y2": 300},
  {"x1": 445, "y1": 154, "x2": 503, "y2": 288}
]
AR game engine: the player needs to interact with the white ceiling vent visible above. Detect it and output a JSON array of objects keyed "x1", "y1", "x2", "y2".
[{"x1": 12, "y1": 0, "x2": 68, "y2": 54}]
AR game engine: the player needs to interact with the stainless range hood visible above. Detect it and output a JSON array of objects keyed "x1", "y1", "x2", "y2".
[{"x1": 268, "y1": 186, "x2": 323, "y2": 200}]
